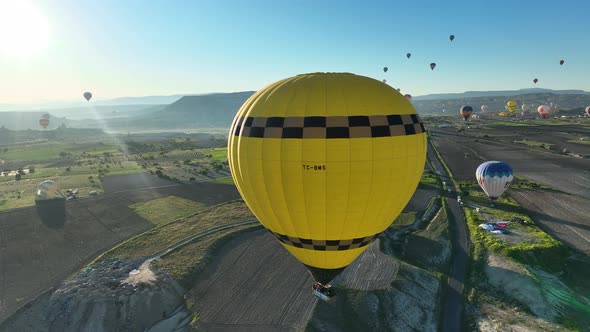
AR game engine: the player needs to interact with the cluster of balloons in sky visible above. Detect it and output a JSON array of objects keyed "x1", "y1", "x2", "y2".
[
  {"x1": 381, "y1": 33, "x2": 568, "y2": 99},
  {"x1": 381, "y1": 34, "x2": 453, "y2": 95},
  {"x1": 38, "y1": 91, "x2": 92, "y2": 129},
  {"x1": 532, "y1": 59, "x2": 566, "y2": 85}
]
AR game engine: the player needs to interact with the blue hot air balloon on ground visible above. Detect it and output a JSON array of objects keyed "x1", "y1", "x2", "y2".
[{"x1": 476, "y1": 161, "x2": 513, "y2": 206}]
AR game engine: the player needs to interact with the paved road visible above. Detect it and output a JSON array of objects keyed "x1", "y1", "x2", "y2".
[{"x1": 428, "y1": 141, "x2": 470, "y2": 332}]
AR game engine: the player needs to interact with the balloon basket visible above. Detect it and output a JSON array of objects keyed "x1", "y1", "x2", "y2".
[{"x1": 312, "y1": 282, "x2": 335, "y2": 301}]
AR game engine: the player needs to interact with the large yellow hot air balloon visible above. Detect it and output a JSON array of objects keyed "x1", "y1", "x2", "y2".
[{"x1": 228, "y1": 73, "x2": 427, "y2": 286}]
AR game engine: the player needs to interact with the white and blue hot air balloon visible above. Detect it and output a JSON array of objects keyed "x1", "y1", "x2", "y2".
[
  {"x1": 476, "y1": 161, "x2": 513, "y2": 203},
  {"x1": 35, "y1": 180, "x2": 60, "y2": 201}
]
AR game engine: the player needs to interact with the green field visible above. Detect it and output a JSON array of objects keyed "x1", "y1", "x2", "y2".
[
  {"x1": 130, "y1": 196, "x2": 207, "y2": 225},
  {"x1": 206, "y1": 147, "x2": 228, "y2": 161},
  {"x1": 95, "y1": 200, "x2": 255, "y2": 262},
  {"x1": 0, "y1": 142, "x2": 120, "y2": 162},
  {"x1": 0, "y1": 159, "x2": 143, "y2": 211},
  {"x1": 210, "y1": 176, "x2": 234, "y2": 185},
  {"x1": 419, "y1": 171, "x2": 440, "y2": 190}
]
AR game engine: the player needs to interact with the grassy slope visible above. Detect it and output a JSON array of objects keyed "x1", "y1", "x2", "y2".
[
  {"x1": 95, "y1": 200, "x2": 254, "y2": 262},
  {"x1": 154, "y1": 224, "x2": 261, "y2": 285},
  {"x1": 129, "y1": 196, "x2": 207, "y2": 225}
]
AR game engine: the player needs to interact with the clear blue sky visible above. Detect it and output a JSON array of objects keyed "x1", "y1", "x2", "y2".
[{"x1": 1, "y1": 0, "x2": 589, "y2": 103}]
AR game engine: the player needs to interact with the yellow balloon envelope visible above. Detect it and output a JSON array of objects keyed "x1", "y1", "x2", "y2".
[
  {"x1": 228, "y1": 73, "x2": 427, "y2": 283},
  {"x1": 506, "y1": 100, "x2": 518, "y2": 113}
]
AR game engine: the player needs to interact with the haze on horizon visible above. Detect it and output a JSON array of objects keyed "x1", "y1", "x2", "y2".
[{"x1": 1, "y1": 0, "x2": 590, "y2": 105}]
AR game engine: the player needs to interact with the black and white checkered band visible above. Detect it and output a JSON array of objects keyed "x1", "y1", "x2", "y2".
[
  {"x1": 232, "y1": 114, "x2": 426, "y2": 139},
  {"x1": 268, "y1": 230, "x2": 380, "y2": 251}
]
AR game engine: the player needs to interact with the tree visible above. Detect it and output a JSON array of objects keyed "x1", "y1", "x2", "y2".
[
  {"x1": 65, "y1": 167, "x2": 71, "y2": 171},
  {"x1": 59, "y1": 151, "x2": 68, "y2": 158},
  {"x1": 155, "y1": 170, "x2": 163, "y2": 177},
  {"x1": 15, "y1": 173, "x2": 21, "y2": 181},
  {"x1": 28, "y1": 166, "x2": 36, "y2": 173},
  {"x1": 189, "y1": 177, "x2": 195, "y2": 181}
]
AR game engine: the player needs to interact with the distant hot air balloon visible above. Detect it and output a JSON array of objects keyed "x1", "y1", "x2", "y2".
[
  {"x1": 585, "y1": 106, "x2": 590, "y2": 116},
  {"x1": 442, "y1": 108, "x2": 446, "y2": 113},
  {"x1": 506, "y1": 100, "x2": 518, "y2": 114},
  {"x1": 382, "y1": 79, "x2": 387, "y2": 83},
  {"x1": 383, "y1": 67, "x2": 388, "y2": 73},
  {"x1": 35, "y1": 180, "x2": 60, "y2": 200},
  {"x1": 476, "y1": 161, "x2": 513, "y2": 204},
  {"x1": 481, "y1": 105, "x2": 488, "y2": 112},
  {"x1": 228, "y1": 73, "x2": 427, "y2": 291},
  {"x1": 39, "y1": 118, "x2": 49, "y2": 129},
  {"x1": 430, "y1": 63, "x2": 436, "y2": 70},
  {"x1": 460, "y1": 105, "x2": 473, "y2": 120},
  {"x1": 404, "y1": 94, "x2": 412, "y2": 101},
  {"x1": 533, "y1": 78, "x2": 538, "y2": 84},
  {"x1": 560, "y1": 60, "x2": 565, "y2": 65},
  {"x1": 406, "y1": 53, "x2": 411, "y2": 59},
  {"x1": 449, "y1": 34, "x2": 455, "y2": 42},
  {"x1": 538, "y1": 105, "x2": 550, "y2": 119},
  {"x1": 83, "y1": 92, "x2": 92, "y2": 101},
  {"x1": 521, "y1": 104, "x2": 529, "y2": 111}
]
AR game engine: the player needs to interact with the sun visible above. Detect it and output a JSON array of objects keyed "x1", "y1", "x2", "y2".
[{"x1": 0, "y1": 0, "x2": 50, "y2": 58}]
